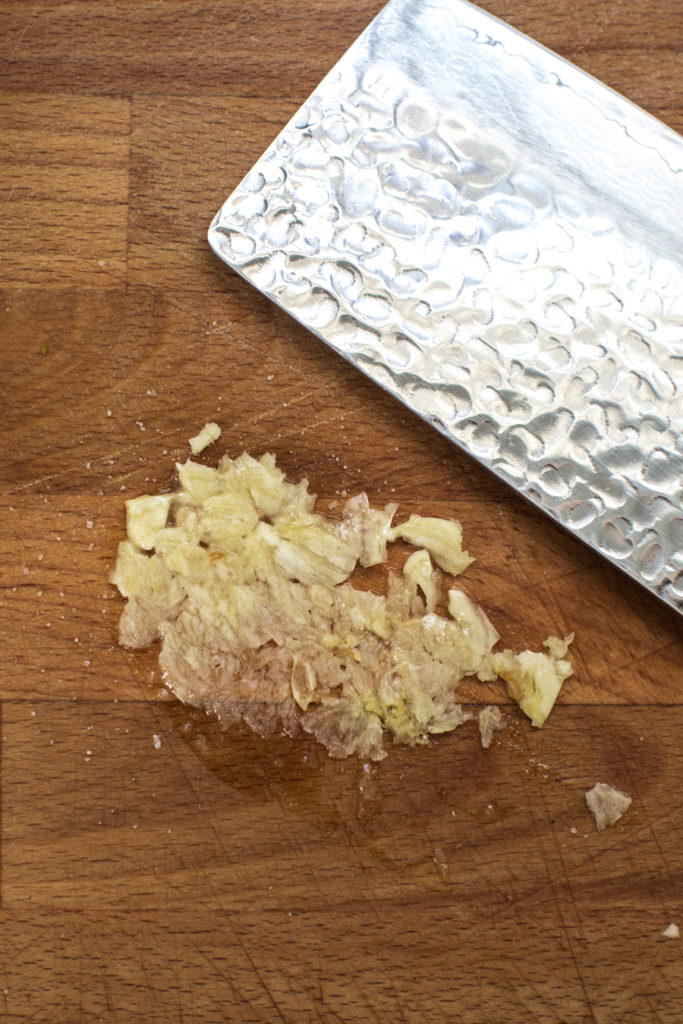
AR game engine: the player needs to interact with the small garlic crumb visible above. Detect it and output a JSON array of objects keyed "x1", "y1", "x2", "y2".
[
  {"x1": 585, "y1": 782, "x2": 631, "y2": 831},
  {"x1": 189, "y1": 421, "x2": 221, "y2": 455},
  {"x1": 153, "y1": 734, "x2": 162, "y2": 749},
  {"x1": 661, "y1": 923, "x2": 680, "y2": 939},
  {"x1": 478, "y1": 705, "x2": 505, "y2": 749}
]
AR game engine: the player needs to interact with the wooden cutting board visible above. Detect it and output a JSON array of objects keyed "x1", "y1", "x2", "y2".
[{"x1": 1, "y1": 2, "x2": 682, "y2": 1020}]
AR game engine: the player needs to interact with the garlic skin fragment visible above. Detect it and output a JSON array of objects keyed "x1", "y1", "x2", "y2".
[{"x1": 111, "y1": 448, "x2": 575, "y2": 759}]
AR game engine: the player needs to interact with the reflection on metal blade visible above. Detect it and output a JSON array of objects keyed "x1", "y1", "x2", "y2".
[{"x1": 209, "y1": 0, "x2": 683, "y2": 614}]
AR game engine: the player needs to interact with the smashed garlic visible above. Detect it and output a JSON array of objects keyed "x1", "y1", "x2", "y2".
[
  {"x1": 403, "y1": 549, "x2": 440, "y2": 613},
  {"x1": 389, "y1": 514, "x2": 473, "y2": 577},
  {"x1": 126, "y1": 493, "x2": 173, "y2": 551},
  {"x1": 488, "y1": 634, "x2": 574, "y2": 728},
  {"x1": 111, "y1": 449, "x2": 574, "y2": 759}
]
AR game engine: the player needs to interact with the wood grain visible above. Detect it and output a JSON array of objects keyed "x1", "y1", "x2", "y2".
[{"x1": 1, "y1": 1, "x2": 682, "y2": 1021}]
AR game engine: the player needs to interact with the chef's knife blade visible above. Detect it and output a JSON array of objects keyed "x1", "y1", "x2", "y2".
[{"x1": 209, "y1": 0, "x2": 683, "y2": 614}]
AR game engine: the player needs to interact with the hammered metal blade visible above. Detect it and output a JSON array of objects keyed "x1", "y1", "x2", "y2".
[{"x1": 209, "y1": 0, "x2": 683, "y2": 614}]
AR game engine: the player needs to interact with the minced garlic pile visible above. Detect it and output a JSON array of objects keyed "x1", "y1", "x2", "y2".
[{"x1": 111, "y1": 447, "x2": 573, "y2": 760}]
